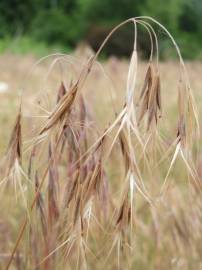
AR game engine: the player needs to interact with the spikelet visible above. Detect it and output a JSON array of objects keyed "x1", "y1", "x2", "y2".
[
  {"x1": 39, "y1": 57, "x2": 94, "y2": 136},
  {"x1": 48, "y1": 144, "x2": 59, "y2": 227},
  {"x1": 177, "y1": 80, "x2": 186, "y2": 147},
  {"x1": 39, "y1": 83, "x2": 78, "y2": 135},
  {"x1": 28, "y1": 145, "x2": 37, "y2": 179},
  {"x1": 6, "y1": 108, "x2": 22, "y2": 175},
  {"x1": 138, "y1": 63, "x2": 161, "y2": 130},
  {"x1": 0, "y1": 107, "x2": 25, "y2": 197},
  {"x1": 116, "y1": 195, "x2": 131, "y2": 230},
  {"x1": 57, "y1": 81, "x2": 67, "y2": 103},
  {"x1": 119, "y1": 129, "x2": 131, "y2": 173},
  {"x1": 63, "y1": 169, "x2": 79, "y2": 208},
  {"x1": 126, "y1": 49, "x2": 138, "y2": 105},
  {"x1": 35, "y1": 171, "x2": 47, "y2": 238},
  {"x1": 73, "y1": 183, "x2": 82, "y2": 226},
  {"x1": 83, "y1": 159, "x2": 102, "y2": 202}
]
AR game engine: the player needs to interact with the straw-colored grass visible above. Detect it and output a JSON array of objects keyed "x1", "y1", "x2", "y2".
[{"x1": 0, "y1": 17, "x2": 202, "y2": 270}]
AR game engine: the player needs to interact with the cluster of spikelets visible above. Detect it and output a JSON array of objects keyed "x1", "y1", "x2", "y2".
[{"x1": 0, "y1": 17, "x2": 200, "y2": 269}]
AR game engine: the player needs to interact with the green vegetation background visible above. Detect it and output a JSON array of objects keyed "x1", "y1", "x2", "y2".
[{"x1": 0, "y1": 0, "x2": 201, "y2": 59}]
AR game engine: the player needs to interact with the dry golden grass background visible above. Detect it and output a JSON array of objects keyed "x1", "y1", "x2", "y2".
[{"x1": 0, "y1": 51, "x2": 202, "y2": 270}]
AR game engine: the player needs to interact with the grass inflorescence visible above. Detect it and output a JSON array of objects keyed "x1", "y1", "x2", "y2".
[{"x1": 0, "y1": 17, "x2": 201, "y2": 270}]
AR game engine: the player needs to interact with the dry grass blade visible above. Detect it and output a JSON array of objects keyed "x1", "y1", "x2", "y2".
[{"x1": 6, "y1": 108, "x2": 22, "y2": 175}]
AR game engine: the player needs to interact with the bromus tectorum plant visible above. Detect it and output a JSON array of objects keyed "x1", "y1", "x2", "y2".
[{"x1": 1, "y1": 17, "x2": 200, "y2": 270}]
